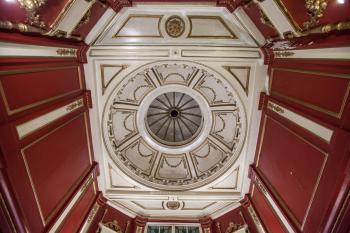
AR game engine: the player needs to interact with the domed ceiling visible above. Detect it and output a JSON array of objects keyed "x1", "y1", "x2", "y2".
[
  {"x1": 103, "y1": 61, "x2": 246, "y2": 190},
  {"x1": 85, "y1": 3, "x2": 267, "y2": 218}
]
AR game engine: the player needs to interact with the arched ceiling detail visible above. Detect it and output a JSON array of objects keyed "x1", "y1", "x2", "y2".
[
  {"x1": 85, "y1": 3, "x2": 268, "y2": 218},
  {"x1": 102, "y1": 61, "x2": 247, "y2": 190},
  {"x1": 93, "y1": 6, "x2": 257, "y2": 46}
]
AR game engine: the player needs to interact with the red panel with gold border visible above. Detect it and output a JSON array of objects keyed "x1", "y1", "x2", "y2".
[
  {"x1": 243, "y1": 1, "x2": 280, "y2": 40},
  {"x1": 269, "y1": 58, "x2": 350, "y2": 130},
  {"x1": 250, "y1": 185, "x2": 287, "y2": 233},
  {"x1": 57, "y1": 179, "x2": 98, "y2": 233},
  {"x1": 252, "y1": 95, "x2": 350, "y2": 232},
  {"x1": 0, "y1": 63, "x2": 85, "y2": 119},
  {"x1": 273, "y1": 0, "x2": 350, "y2": 32},
  {"x1": 0, "y1": 97, "x2": 95, "y2": 232}
]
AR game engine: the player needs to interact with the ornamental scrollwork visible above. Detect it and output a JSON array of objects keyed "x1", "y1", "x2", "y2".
[
  {"x1": 18, "y1": 0, "x2": 46, "y2": 27},
  {"x1": 303, "y1": 0, "x2": 327, "y2": 30}
]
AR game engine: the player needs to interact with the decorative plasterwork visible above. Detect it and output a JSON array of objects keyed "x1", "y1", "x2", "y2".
[
  {"x1": 93, "y1": 7, "x2": 256, "y2": 47},
  {"x1": 102, "y1": 61, "x2": 246, "y2": 190},
  {"x1": 223, "y1": 66, "x2": 251, "y2": 95},
  {"x1": 114, "y1": 15, "x2": 164, "y2": 38},
  {"x1": 188, "y1": 16, "x2": 237, "y2": 39},
  {"x1": 100, "y1": 64, "x2": 129, "y2": 94},
  {"x1": 165, "y1": 16, "x2": 185, "y2": 38}
]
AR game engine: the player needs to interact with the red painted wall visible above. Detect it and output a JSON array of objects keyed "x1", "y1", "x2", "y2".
[
  {"x1": 251, "y1": 38, "x2": 350, "y2": 233},
  {"x1": 0, "y1": 32, "x2": 99, "y2": 233}
]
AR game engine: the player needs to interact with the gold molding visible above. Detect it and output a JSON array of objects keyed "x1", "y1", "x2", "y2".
[
  {"x1": 181, "y1": 49, "x2": 261, "y2": 59},
  {"x1": 331, "y1": 188, "x2": 350, "y2": 233},
  {"x1": 187, "y1": 16, "x2": 237, "y2": 39},
  {"x1": 21, "y1": 113, "x2": 93, "y2": 225},
  {"x1": 272, "y1": 0, "x2": 303, "y2": 32},
  {"x1": 270, "y1": 68, "x2": 350, "y2": 119},
  {"x1": 307, "y1": 20, "x2": 350, "y2": 34},
  {"x1": 76, "y1": 8, "x2": 92, "y2": 29},
  {"x1": 100, "y1": 64, "x2": 129, "y2": 94},
  {"x1": 267, "y1": 102, "x2": 284, "y2": 114},
  {"x1": 247, "y1": 205, "x2": 263, "y2": 230},
  {"x1": 256, "y1": 115, "x2": 329, "y2": 230},
  {"x1": 165, "y1": 15, "x2": 186, "y2": 38},
  {"x1": 0, "y1": 20, "x2": 45, "y2": 33},
  {"x1": 223, "y1": 66, "x2": 251, "y2": 95},
  {"x1": 56, "y1": 48, "x2": 77, "y2": 56},
  {"x1": 274, "y1": 51, "x2": 295, "y2": 58},
  {"x1": 18, "y1": 0, "x2": 46, "y2": 27},
  {"x1": 86, "y1": 202, "x2": 100, "y2": 224},
  {"x1": 49, "y1": 0, "x2": 79, "y2": 31},
  {"x1": 303, "y1": 0, "x2": 327, "y2": 30},
  {"x1": 66, "y1": 99, "x2": 84, "y2": 112},
  {"x1": 0, "y1": 65, "x2": 83, "y2": 115},
  {"x1": 113, "y1": 15, "x2": 164, "y2": 38},
  {"x1": 0, "y1": 192, "x2": 17, "y2": 233}
]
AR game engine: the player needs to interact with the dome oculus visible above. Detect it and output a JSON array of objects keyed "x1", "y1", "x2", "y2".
[{"x1": 146, "y1": 92, "x2": 203, "y2": 147}]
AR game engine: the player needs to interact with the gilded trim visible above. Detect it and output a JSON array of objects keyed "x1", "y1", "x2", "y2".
[
  {"x1": 21, "y1": 113, "x2": 93, "y2": 225},
  {"x1": 331, "y1": 188, "x2": 350, "y2": 233},
  {"x1": 272, "y1": 0, "x2": 303, "y2": 32},
  {"x1": 188, "y1": 16, "x2": 237, "y2": 39},
  {"x1": 0, "y1": 192, "x2": 17, "y2": 233},
  {"x1": 270, "y1": 68, "x2": 350, "y2": 119},
  {"x1": 223, "y1": 66, "x2": 251, "y2": 95},
  {"x1": 113, "y1": 15, "x2": 164, "y2": 38},
  {"x1": 255, "y1": 116, "x2": 328, "y2": 230},
  {"x1": 100, "y1": 64, "x2": 129, "y2": 94},
  {"x1": 0, "y1": 65, "x2": 83, "y2": 115}
]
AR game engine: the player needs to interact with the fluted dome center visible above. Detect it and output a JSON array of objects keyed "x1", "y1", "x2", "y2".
[{"x1": 146, "y1": 92, "x2": 203, "y2": 147}]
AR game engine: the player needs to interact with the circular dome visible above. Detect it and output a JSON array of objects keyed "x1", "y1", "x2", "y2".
[
  {"x1": 146, "y1": 92, "x2": 203, "y2": 147},
  {"x1": 102, "y1": 61, "x2": 246, "y2": 190}
]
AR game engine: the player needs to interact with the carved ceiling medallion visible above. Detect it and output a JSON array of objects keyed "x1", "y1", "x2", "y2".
[
  {"x1": 165, "y1": 16, "x2": 185, "y2": 38},
  {"x1": 102, "y1": 61, "x2": 246, "y2": 190}
]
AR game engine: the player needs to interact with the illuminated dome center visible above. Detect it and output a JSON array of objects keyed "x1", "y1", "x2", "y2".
[{"x1": 146, "y1": 92, "x2": 203, "y2": 147}]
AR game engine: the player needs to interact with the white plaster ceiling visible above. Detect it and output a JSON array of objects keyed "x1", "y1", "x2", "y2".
[{"x1": 84, "y1": 4, "x2": 267, "y2": 219}]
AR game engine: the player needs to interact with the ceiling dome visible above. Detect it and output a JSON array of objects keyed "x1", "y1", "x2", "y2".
[
  {"x1": 146, "y1": 92, "x2": 203, "y2": 147},
  {"x1": 102, "y1": 61, "x2": 246, "y2": 190}
]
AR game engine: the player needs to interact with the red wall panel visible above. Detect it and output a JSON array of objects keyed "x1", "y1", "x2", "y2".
[
  {"x1": 257, "y1": 115, "x2": 326, "y2": 225},
  {"x1": 251, "y1": 186, "x2": 287, "y2": 233},
  {"x1": 253, "y1": 95, "x2": 350, "y2": 232},
  {"x1": 22, "y1": 113, "x2": 92, "y2": 224},
  {"x1": 270, "y1": 68, "x2": 349, "y2": 116},
  {"x1": 0, "y1": 64, "x2": 84, "y2": 116},
  {"x1": 57, "y1": 181, "x2": 97, "y2": 233}
]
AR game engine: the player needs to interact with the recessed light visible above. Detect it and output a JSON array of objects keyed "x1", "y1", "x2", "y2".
[{"x1": 337, "y1": 0, "x2": 345, "y2": 4}]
